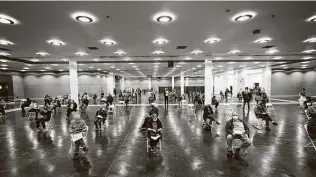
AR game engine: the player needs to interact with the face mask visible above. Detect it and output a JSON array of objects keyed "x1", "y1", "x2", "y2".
[{"x1": 233, "y1": 116, "x2": 238, "y2": 120}]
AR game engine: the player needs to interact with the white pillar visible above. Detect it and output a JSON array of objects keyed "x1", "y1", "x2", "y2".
[
  {"x1": 185, "y1": 77, "x2": 189, "y2": 86},
  {"x1": 237, "y1": 69, "x2": 247, "y2": 92},
  {"x1": 120, "y1": 76, "x2": 125, "y2": 92},
  {"x1": 171, "y1": 76, "x2": 175, "y2": 91},
  {"x1": 69, "y1": 60, "x2": 79, "y2": 104},
  {"x1": 148, "y1": 76, "x2": 152, "y2": 89},
  {"x1": 262, "y1": 68, "x2": 272, "y2": 97},
  {"x1": 107, "y1": 72, "x2": 114, "y2": 95},
  {"x1": 204, "y1": 59, "x2": 213, "y2": 105},
  {"x1": 180, "y1": 72, "x2": 184, "y2": 95}
]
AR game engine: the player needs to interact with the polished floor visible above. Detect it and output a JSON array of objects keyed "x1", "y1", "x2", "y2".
[{"x1": 1, "y1": 96, "x2": 316, "y2": 177}]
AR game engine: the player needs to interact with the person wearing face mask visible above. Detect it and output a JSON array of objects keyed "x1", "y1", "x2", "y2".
[
  {"x1": 254, "y1": 102, "x2": 278, "y2": 130},
  {"x1": 139, "y1": 103, "x2": 159, "y2": 130},
  {"x1": 225, "y1": 112, "x2": 251, "y2": 157},
  {"x1": 94, "y1": 106, "x2": 107, "y2": 130},
  {"x1": 202, "y1": 105, "x2": 220, "y2": 131},
  {"x1": 146, "y1": 113, "x2": 162, "y2": 153}
]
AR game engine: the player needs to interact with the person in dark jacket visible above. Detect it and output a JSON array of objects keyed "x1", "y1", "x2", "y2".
[
  {"x1": 146, "y1": 113, "x2": 162, "y2": 153},
  {"x1": 107, "y1": 93, "x2": 114, "y2": 105},
  {"x1": 211, "y1": 96, "x2": 219, "y2": 109},
  {"x1": 94, "y1": 106, "x2": 107, "y2": 130},
  {"x1": 21, "y1": 98, "x2": 32, "y2": 115},
  {"x1": 254, "y1": 102, "x2": 278, "y2": 130},
  {"x1": 307, "y1": 102, "x2": 316, "y2": 139},
  {"x1": 140, "y1": 103, "x2": 159, "y2": 130},
  {"x1": 225, "y1": 112, "x2": 251, "y2": 156},
  {"x1": 67, "y1": 100, "x2": 78, "y2": 118},
  {"x1": 242, "y1": 87, "x2": 252, "y2": 110},
  {"x1": 0, "y1": 98, "x2": 6, "y2": 116},
  {"x1": 203, "y1": 105, "x2": 220, "y2": 131},
  {"x1": 44, "y1": 94, "x2": 52, "y2": 106}
]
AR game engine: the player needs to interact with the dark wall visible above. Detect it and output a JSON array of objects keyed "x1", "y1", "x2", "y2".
[
  {"x1": 0, "y1": 75, "x2": 14, "y2": 98},
  {"x1": 271, "y1": 71, "x2": 316, "y2": 96}
]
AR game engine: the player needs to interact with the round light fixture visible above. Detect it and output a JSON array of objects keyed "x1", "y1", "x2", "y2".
[
  {"x1": 254, "y1": 37, "x2": 272, "y2": 44},
  {"x1": 154, "y1": 58, "x2": 162, "y2": 61},
  {"x1": 214, "y1": 57, "x2": 223, "y2": 60},
  {"x1": 204, "y1": 37, "x2": 221, "y2": 44},
  {"x1": 51, "y1": 64, "x2": 59, "y2": 66},
  {"x1": 93, "y1": 58, "x2": 100, "y2": 61},
  {"x1": 1, "y1": 64, "x2": 8, "y2": 67},
  {"x1": 40, "y1": 70, "x2": 46, "y2": 72},
  {"x1": 232, "y1": 11, "x2": 256, "y2": 22},
  {"x1": 273, "y1": 56, "x2": 283, "y2": 60},
  {"x1": 228, "y1": 49, "x2": 241, "y2": 54},
  {"x1": 36, "y1": 52, "x2": 49, "y2": 56},
  {"x1": 59, "y1": 69, "x2": 64, "y2": 72},
  {"x1": 153, "y1": 38, "x2": 169, "y2": 45},
  {"x1": 97, "y1": 68, "x2": 101, "y2": 71},
  {"x1": 47, "y1": 39, "x2": 65, "y2": 46},
  {"x1": 100, "y1": 39, "x2": 116, "y2": 46},
  {"x1": 75, "y1": 51, "x2": 88, "y2": 56},
  {"x1": 184, "y1": 57, "x2": 192, "y2": 60},
  {"x1": 23, "y1": 67, "x2": 30, "y2": 70},
  {"x1": 114, "y1": 50, "x2": 126, "y2": 55},
  {"x1": 153, "y1": 12, "x2": 175, "y2": 23},
  {"x1": 303, "y1": 37, "x2": 316, "y2": 43},
  {"x1": 0, "y1": 39, "x2": 14, "y2": 45},
  {"x1": 30, "y1": 58, "x2": 39, "y2": 62},
  {"x1": 306, "y1": 15, "x2": 316, "y2": 22},
  {"x1": 153, "y1": 50, "x2": 164, "y2": 55},
  {"x1": 302, "y1": 56, "x2": 313, "y2": 60},
  {"x1": 71, "y1": 12, "x2": 97, "y2": 23},
  {"x1": 0, "y1": 14, "x2": 19, "y2": 25},
  {"x1": 61, "y1": 58, "x2": 69, "y2": 62},
  {"x1": 0, "y1": 52, "x2": 10, "y2": 56},
  {"x1": 265, "y1": 49, "x2": 279, "y2": 54},
  {"x1": 302, "y1": 49, "x2": 316, "y2": 53},
  {"x1": 243, "y1": 57, "x2": 253, "y2": 60},
  {"x1": 0, "y1": 67, "x2": 8, "y2": 70},
  {"x1": 122, "y1": 57, "x2": 132, "y2": 61},
  {"x1": 191, "y1": 50, "x2": 203, "y2": 55},
  {"x1": 20, "y1": 70, "x2": 26, "y2": 72}
]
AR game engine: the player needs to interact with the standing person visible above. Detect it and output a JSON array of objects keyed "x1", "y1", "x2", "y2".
[
  {"x1": 299, "y1": 88, "x2": 307, "y2": 97},
  {"x1": 164, "y1": 88, "x2": 169, "y2": 109},
  {"x1": 82, "y1": 92, "x2": 89, "y2": 106},
  {"x1": 44, "y1": 94, "x2": 52, "y2": 106},
  {"x1": 93, "y1": 93, "x2": 97, "y2": 104},
  {"x1": 220, "y1": 90, "x2": 224, "y2": 101},
  {"x1": 242, "y1": 87, "x2": 252, "y2": 110},
  {"x1": 69, "y1": 113, "x2": 88, "y2": 160},
  {"x1": 225, "y1": 88, "x2": 229, "y2": 101}
]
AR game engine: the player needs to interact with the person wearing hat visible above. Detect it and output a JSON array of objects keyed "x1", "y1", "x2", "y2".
[
  {"x1": 225, "y1": 112, "x2": 251, "y2": 157},
  {"x1": 254, "y1": 101, "x2": 278, "y2": 130}
]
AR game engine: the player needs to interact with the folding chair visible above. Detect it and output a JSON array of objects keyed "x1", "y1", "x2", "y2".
[
  {"x1": 266, "y1": 103, "x2": 276, "y2": 115},
  {"x1": 107, "y1": 105, "x2": 116, "y2": 123},
  {"x1": 224, "y1": 103, "x2": 233, "y2": 116},
  {"x1": 303, "y1": 122, "x2": 316, "y2": 151}
]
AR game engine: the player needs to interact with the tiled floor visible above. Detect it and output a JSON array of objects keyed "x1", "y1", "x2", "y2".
[{"x1": 0, "y1": 96, "x2": 316, "y2": 177}]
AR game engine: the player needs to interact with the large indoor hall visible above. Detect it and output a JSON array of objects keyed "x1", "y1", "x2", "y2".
[{"x1": 0, "y1": 1, "x2": 316, "y2": 177}]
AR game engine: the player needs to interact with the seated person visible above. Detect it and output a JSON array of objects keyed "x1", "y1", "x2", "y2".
[
  {"x1": 146, "y1": 113, "x2": 162, "y2": 153},
  {"x1": 140, "y1": 103, "x2": 159, "y2": 130},
  {"x1": 0, "y1": 98, "x2": 6, "y2": 116},
  {"x1": 225, "y1": 112, "x2": 251, "y2": 156},
  {"x1": 254, "y1": 102, "x2": 278, "y2": 130},
  {"x1": 124, "y1": 95, "x2": 130, "y2": 106},
  {"x1": 303, "y1": 94, "x2": 313, "y2": 110},
  {"x1": 21, "y1": 98, "x2": 32, "y2": 115},
  {"x1": 81, "y1": 93, "x2": 90, "y2": 106},
  {"x1": 67, "y1": 100, "x2": 78, "y2": 118},
  {"x1": 100, "y1": 97, "x2": 107, "y2": 105},
  {"x1": 261, "y1": 92, "x2": 269, "y2": 106},
  {"x1": 52, "y1": 97, "x2": 61, "y2": 114},
  {"x1": 211, "y1": 96, "x2": 219, "y2": 109},
  {"x1": 306, "y1": 102, "x2": 316, "y2": 118},
  {"x1": 94, "y1": 106, "x2": 107, "y2": 130},
  {"x1": 68, "y1": 113, "x2": 88, "y2": 160},
  {"x1": 63, "y1": 93, "x2": 68, "y2": 105},
  {"x1": 148, "y1": 94, "x2": 156, "y2": 104},
  {"x1": 300, "y1": 88, "x2": 307, "y2": 98},
  {"x1": 29, "y1": 101, "x2": 40, "y2": 118},
  {"x1": 255, "y1": 92, "x2": 262, "y2": 105},
  {"x1": 307, "y1": 102, "x2": 316, "y2": 139},
  {"x1": 44, "y1": 94, "x2": 52, "y2": 106},
  {"x1": 203, "y1": 105, "x2": 220, "y2": 131},
  {"x1": 36, "y1": 105, "x2": 52, "y2": 130}
]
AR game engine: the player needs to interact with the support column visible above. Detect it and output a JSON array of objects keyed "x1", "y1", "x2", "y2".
[
  {"x1": 120, "y1": 76, "x2": 125, "y2": 92},
  {"x1": 69, "y1": 60, "x2": 79, "y2": 104},
  {"x1": 171, "y1": 76, "x2": 175, "y2": 91},
  {"x1": 185, "y1": 77, "x2": 189, "y2": 86},
  {"x1": 204, "y1": 59, "x2": 213, "y2": 105},
  {"x1": 107, "y1": 72, "x2": 114, "y2": 95},
  {"x1": 262, "y1": 68, "x2": 272, "y2": 97},
  {"x1": 180, "y1": 72, "x2": 184, "y2": 95},
  {"x1": 148, "y1": 76, "x2": 152, "y2": 90}
]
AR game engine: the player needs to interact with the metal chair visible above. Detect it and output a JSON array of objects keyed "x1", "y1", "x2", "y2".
[
  {"x1": 224, "y1": 103, "x2": 233, "y2": 116},
  {"x1": 147, "y1": 137, "x2": 162, "y2": 153},
  {"x1": 108, "y1": 105, "x2": 116, "y2": 123},
  {"x1": 266, "y1": 103, "x2": 276, "y2": 115}
]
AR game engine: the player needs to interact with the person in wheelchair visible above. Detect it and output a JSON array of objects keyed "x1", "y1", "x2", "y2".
[
  {"x1": 69, "y1": 113, "x2": 88, "y2": 160},
  {"x1": 94, "y1": 106, "x2": 107, "y2": 130},
  {"x1": 146, "y1": 113, "x2": 162, "y2": 153},
  {"x1": 203, "y1": 104, "x2": 220, "y2": 131},
  {"x1": 225, "y1": 112, "x2": 251, "y2": 157},
  {"x1": 306, "y1": 102, "x2": 316, "y2": 139},
  {"x1": 303, "y1": 94, "x2": 314, "y2": 111},
  {"x1": 254, "y1": 102, "x2": 278, "y2": 130},
  {"x1": 29, "y1": 100, "x2": 40, "y2": 119}
]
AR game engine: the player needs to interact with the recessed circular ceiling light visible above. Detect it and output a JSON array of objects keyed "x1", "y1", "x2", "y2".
[
  {"x1": 191, "y1": 50, "x2": 203, "y2": 55},
  {"x1": 153, "y1": 38, "x2": 168, "y2": 45},
  {"x1": 114, "y1": 50, "x2": 126, "y2": 55},
  {"x1": 110, "y1": 66, "x2": 115, "y2": 69},
  {"x1": 30, "y1": 58, "x2": 39, "y2": 62},
  {"x1": 23, "y1": 67, "x2": 30, "y2": 70},
  {"x1": 243, "y1": 56, "x2": 252, "y2": 60},
  {"x1": 154, "y1": 58, "x2": 162, "y2": 61},
  {"x1": 51, "y1": 64, "x2": 59, "y2": 66},
  {"x1": 214, "y1": 57, "x2": 223, "y2": 60},
  {"x1": 153, "y1": 50, "x2": 164, "y2": 55},
  {"x1": 302, "y1": 56, "x2": 313, "y2": 60},
  {"x1": 78, "y1": 63, "x2": 85, "y2": 66},
  {"x1": 36, "y1": 52, "x2": 49, "y2": 56},
  {"x1": 306, "y1": 15, "x2": 316, "y2": 22},
  {"x1": 75, "y1": 51, "x2": 88, "y2": 56},
  {"x1": 59, "y1": 69, "x2": 64, "y2": 72},
  {"x1": 20, "y1": 70, "x2": 26, "y2": 72},
  {"x1": 100, "y1": 39, "x2": 116, "y2": 46},
  {"x1": 61, "y1": 58, "x2": 69, "y2": 62},
  {"x1": 265, "y1": 49, "x2": 279, "y2": 54},
  {"x1": 0, "y1": 14, "x2": 19, "y2": 25},
  {"x1": 0, "y1": 67, "x2": 8, "y2": 70},
  {"x1": 196, "y1": 65, "x2": 202, "y2": 68},
  {"x1": 0, "y1": 52, "x2": 10, "y2": 56},
  {"x1": 47, "y1": 39, "x2": 65, "y2": 46},
  {"x1": 153, "y1": 12, "x2": 175, "y2": 23},
  {"x1": 184, "y1": 57, "x2": 193, "y2": 60},
  {"x1": 0, "y1": 64, "x2": 8, "y2": 67},
  {"x1": 71, "y1": 12, "x2": 97, "y2": 23},
  {"x1": 97, "y1": 68, "x2": 101, "y2": 71},
  {"x1": 303, "y1": 37, "x2": 316, "y2": 43},
  {"x1": 273, "y1": 56, "x2": 283, "y2": 60},
  {"x1": 301, "y1": 61, "x2": 310, "y2": 64},
  {"x1": 301, "y1": 64, "x2": 309, "y2": 67},
  {"x1": 93, "y1": 58, "x2": 100, "y2": 61},
  {"x1": 204, "y1": 37, "x2": 221, "y2": 44},
  {"x1": 0, "y1": 39, "x2": 14, "y2": 45},
  {"x1": 302, "y1": 49, "x2": 316, "y2": 53},
  {"x1": 122, "y1": 57, "x2": 132, "y2": 61},
  {"x1": 254, "y1": 37, "x2": 272, "y2": 44},
  {"x1": 44, "y1": 67, "x2": 52, "y2": 70},
  {"x1": 228, "y1": 49, "x2": 241, "y2": 54},
  {"x1": 232, "y1": 11, "x2": 256, "y2": 22},
  {"x1": 39, "y1": 70, "x2": 45, "y2": 72}
]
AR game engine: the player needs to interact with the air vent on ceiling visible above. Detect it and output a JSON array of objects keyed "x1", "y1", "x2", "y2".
[
  {"x1": 253, "y1": 29, "x2": 260, "y2": 34},
  {"x1": 87, "y1": 47, "x2": 99, "y2": 50},
  {"x1": 262, "y1": 45, "x2": 275, "y2": 49},
  {"x1": 0, "y1": 48, "x2": 11, "y2": 51},
  {"x1": 176, "y1": 46, "x2": 187, "y2": 49}
]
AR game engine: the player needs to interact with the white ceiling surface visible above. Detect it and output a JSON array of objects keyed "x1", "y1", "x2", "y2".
[{"x1": 0, "y1": 1, "x2": 316, "y2": 76}]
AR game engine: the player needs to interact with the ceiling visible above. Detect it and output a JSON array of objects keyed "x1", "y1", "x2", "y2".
[{"x1": 0, "y1": 1, "x2": 316, "y2": 77}]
